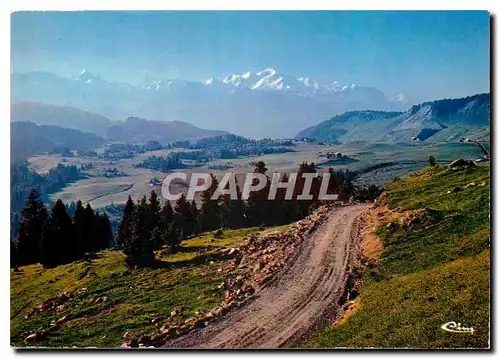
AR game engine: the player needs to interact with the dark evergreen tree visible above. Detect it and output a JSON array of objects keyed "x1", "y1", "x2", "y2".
[
  {"x1": 255, "y1": 161, "x2": 268, "y2": 174},
  {"x1": 72, "y1": 200, "x2": 86, "y2": 260},
  {"x1": 337, "y1": 169, "x2": 355, "y2": 201},
  {"x1": 83, "y1": 203, "x2": 96, "y2": 254},
  {"x1": 94, "y1": 212, "x2": 113, "y2": 251},
  {"x1": 147, "y1": 191, "x2": 163, "y2": 249},
  {"x1": 189, "y1": 200, "x2": 200, "y2": 234},
  {"x1": 325, "y1": 167, "x2": 339, "y2": 195},
  {"x1": 148, "y1": 190, "x2": 161, "y2": 229},
  {"x1": 272, "y1": 173, "x2": 294, "y2": 224},
  {"x1": 245, "y1": 163, "x2": 270, "y2": 226},
  {"x1": 16, "y1": 223, "x2": 29, "y2": 266},
  {"x1": 220, "y1": 181, "x2": 245, "y2": 229},
  {"x1": 116, "y1": 196, "x2": 135, "y2": 249},
  {"x1": 200, "y1": 174, "x2": 221, "y2": 231},
  {"x1": 159, "y1": 201, "x2": 177, "y2": 249},
  {"x1": 293, "y1": 162, "x2": 319, "y2": 219},
  {"x1": 172, "y1": 194, "x2": 194, "y2": 248},
  {"x1": 123, "y1": 218, "x2": 141, "y2": 267},
  {"x1": 123, "y1": 202, "x2": 155, "y2": 268},
  {"x1": 17, "y1": 188, "x2": 48, "y2": 265},
  {"x1": 137, "y1": 195, "x2": 153, "y2": 249},
  {"x1": 39, "y1": 199, "x2": 73, "y2": 268},
  {"x1": 10, "y1": 239, "x2": 18, "y2": 269}
]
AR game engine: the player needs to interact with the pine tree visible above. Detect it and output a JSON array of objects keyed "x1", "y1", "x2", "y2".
[
  {"x1": 123, "y1": 206, "x2": 155, "y2": 268},
  {"x1": 189, "y1": 200, "x2": 200, "y2": 235},
  {"x1": 200, "y1": 174, "x2": 221, "y2": 231},
  {"x1": 148, "y1": 191, "x2": 162, "y2": 249},
  {"x1": 337, "y1": 169, "x2": 355, "y2": 201},
  {"x1": 40, "y1": 216, "x2": 59, "y2": 268},
  {"x1": 245, "y1": 163, "x2": 270, "y2": 226},
  {"x1": 94, "y1": 212, "x2": 113, "y2": 251},
  {"x1": 294, "y1": 162, "x2": 319, "y2": 219},
  {"x1": 10, "y1": 239, "x2": 18, "y2": 269},
  {"x1": 159, "y1": 201, "x2": 177, "y2": 249},
  {"x1": 39, "y1": 199, "x2": 73, "y2": 268},
  {"x1": 83, "y1": 203, "x2": 96, "y2": 254},
  {"x1": 148, "y1": 191, "x2": 160, "y2": 225},
  {"x1": 325, "y1": 167, "x2": 339, "y2": 194},
  {"x1": 123, "y1": 217, "x2": 141, "y2": 268},
  {"x1": 16, "y1": 223, "x2": 29, "y2": 266},
  {"x1": 18, "y1": 188, "x2": 48, "y2": 265},
  {"x1": 116, "y1": 196, "x2": 135, "y2": 249},
  {"x1": 255, "y1": 161, "x2": 268, "y2": 174},
  {"x1": 72, "y1": 200, "x2": 86, "y2": 260},
  {"x1": 160, "y1": 201, "x2": 174, "y2": 233},
  {"x1": 272, "y1": 173, "x2": 292, "y2": 225},
  {"x1": 221, "y1": 181, "x2": 245, "y2": 229},
  {"x1": 137, "y1": 195, "x2": 153, "y2": 249},
  {"x1": 171, "y1": 194, "x2": 194, "y2": 250}
]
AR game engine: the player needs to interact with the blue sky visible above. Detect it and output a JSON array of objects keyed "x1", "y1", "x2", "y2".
[{"x1": 11, "y1": 11, "x2": 490, "y2": 104}]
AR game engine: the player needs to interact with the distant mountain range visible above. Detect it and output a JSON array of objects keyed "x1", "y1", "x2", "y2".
[
  {"x1": 11, "y1": 102, "x2": 228, "y2": 144},
  {"x1": 11, "y1": 71, "x2": 489, "y2": 145},
  {"x1": 295, "y1": 93, "x2": 490, "y2": 144},
  {"x1": 11, "y1": 69, "x2": 407, "y2": 138},
  {"x1": 203, "y1": 67, "x2": 406, "y2": 101},
  {"x1": 11, "y1": 102, "x2": 114, "y2": 137},
  {"x1": 10, "y1": 122, "x2": 105, "y2": 162},
  {"x1": 107, "y1": 117, "x2": 227, "y2": 143}
]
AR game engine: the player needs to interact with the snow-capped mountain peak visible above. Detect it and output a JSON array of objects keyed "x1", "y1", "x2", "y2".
[
  {"x1": 203, "y1": 77, "x2": 215, "y2": 86},
  {"x1": 78, "y1": 69, "x2": 94, "y2": 81},
  {"x1": 71, "y1": 69, "x2": 104, "y2": 85},
  {"x1": 203, "y1": 68, "x2": 371, "y2": 96},
  {"x1": 391, "y1": 92, "x2": 407, "y2": 103},
  {"x1": 222, "y1": 73, "x2": 243, "y2": 86},
  {"x1": 256, "y1": 67, "x2": 277, "y2": 77},
  {"x1": 241, "y1": 71, "x2": 251, "y2": 80},
  {"x1": 12, "y1": 68, "x2": 410, "y2": 139}
]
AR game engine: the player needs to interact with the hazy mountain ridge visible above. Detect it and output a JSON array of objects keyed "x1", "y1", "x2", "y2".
[
  {"x1": 11, "y1": 121, "x2": 105, "y2": 162},
  {"x1": 11, "y1": 69, "x2": 406, "y2": 138},
  {"x1": 295, "y1": 93, "x2": 490, "y2": 143},
  {"x1": 11, "y1": 101, "x2": 114, "y2": 137},
  {"x1": 11, "y1": 102, "x2": 229, "y2": 144},
  {"x1": 107, "y1": 117, "x2": 228, "y2": 143}
]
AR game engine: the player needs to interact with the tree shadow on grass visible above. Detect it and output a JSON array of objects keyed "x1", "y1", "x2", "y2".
[{"x1": 152, "y1": 251, "x2": 227, "y2": 269}]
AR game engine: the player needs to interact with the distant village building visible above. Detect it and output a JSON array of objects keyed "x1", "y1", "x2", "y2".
[
  {"x1": 149, "y1": 178, "x2": 161, "y2": 186},
  {"x1": 180, "y1": 159, "x2": 197, "y2": 166},
  {"x1": 325, "y1": 151, "x2": 343, "y2": 159}
]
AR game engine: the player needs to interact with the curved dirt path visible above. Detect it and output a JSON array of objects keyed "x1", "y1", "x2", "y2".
[{"x1": 165, "y1": 204, "x2": 370, "y2": 349}]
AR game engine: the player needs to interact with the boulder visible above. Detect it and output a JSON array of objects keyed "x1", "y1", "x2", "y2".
[
  {"x1": 449, "y1": 158, "x2": 475, "y2": 168},
  {"x1": 24, "y1": 330, "x2": 46, "y2": 343}
]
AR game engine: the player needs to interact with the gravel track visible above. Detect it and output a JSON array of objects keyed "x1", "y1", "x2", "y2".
[{"x1": 165, "y1": 204, "x2": 370, "y2": 349}]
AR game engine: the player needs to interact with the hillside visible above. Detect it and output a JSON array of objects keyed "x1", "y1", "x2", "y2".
[
  {"x1": 107, "y1": 117, "x2": 228, "y2": 143},
  {"x1": 11, "y1": 122, "x2": 105, "y2": 162},
  {"x1": 11, "y1": 102, "x2": 114, "y2": 138},
  {"x1": 10, "y1": 227, "x2": 274, "y2": 347},
  {"x1": 303, "y1": 163, "x2": 490, "y2": 348},
  {"x1": 296, "y1": 93, "x2": 490, "y2": 144}
]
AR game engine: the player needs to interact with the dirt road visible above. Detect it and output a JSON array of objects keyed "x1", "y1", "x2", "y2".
[{"x1": 165, "y1": 204, "x2": 370, "y2": 349}]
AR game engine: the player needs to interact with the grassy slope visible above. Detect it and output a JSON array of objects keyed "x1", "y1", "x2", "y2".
[
  {"x1": 10, "y1": 227, "x2": 264, "y2": 348},
  {"x1": 303, "y1": 164, "x2": 490, "y2": 348}
]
